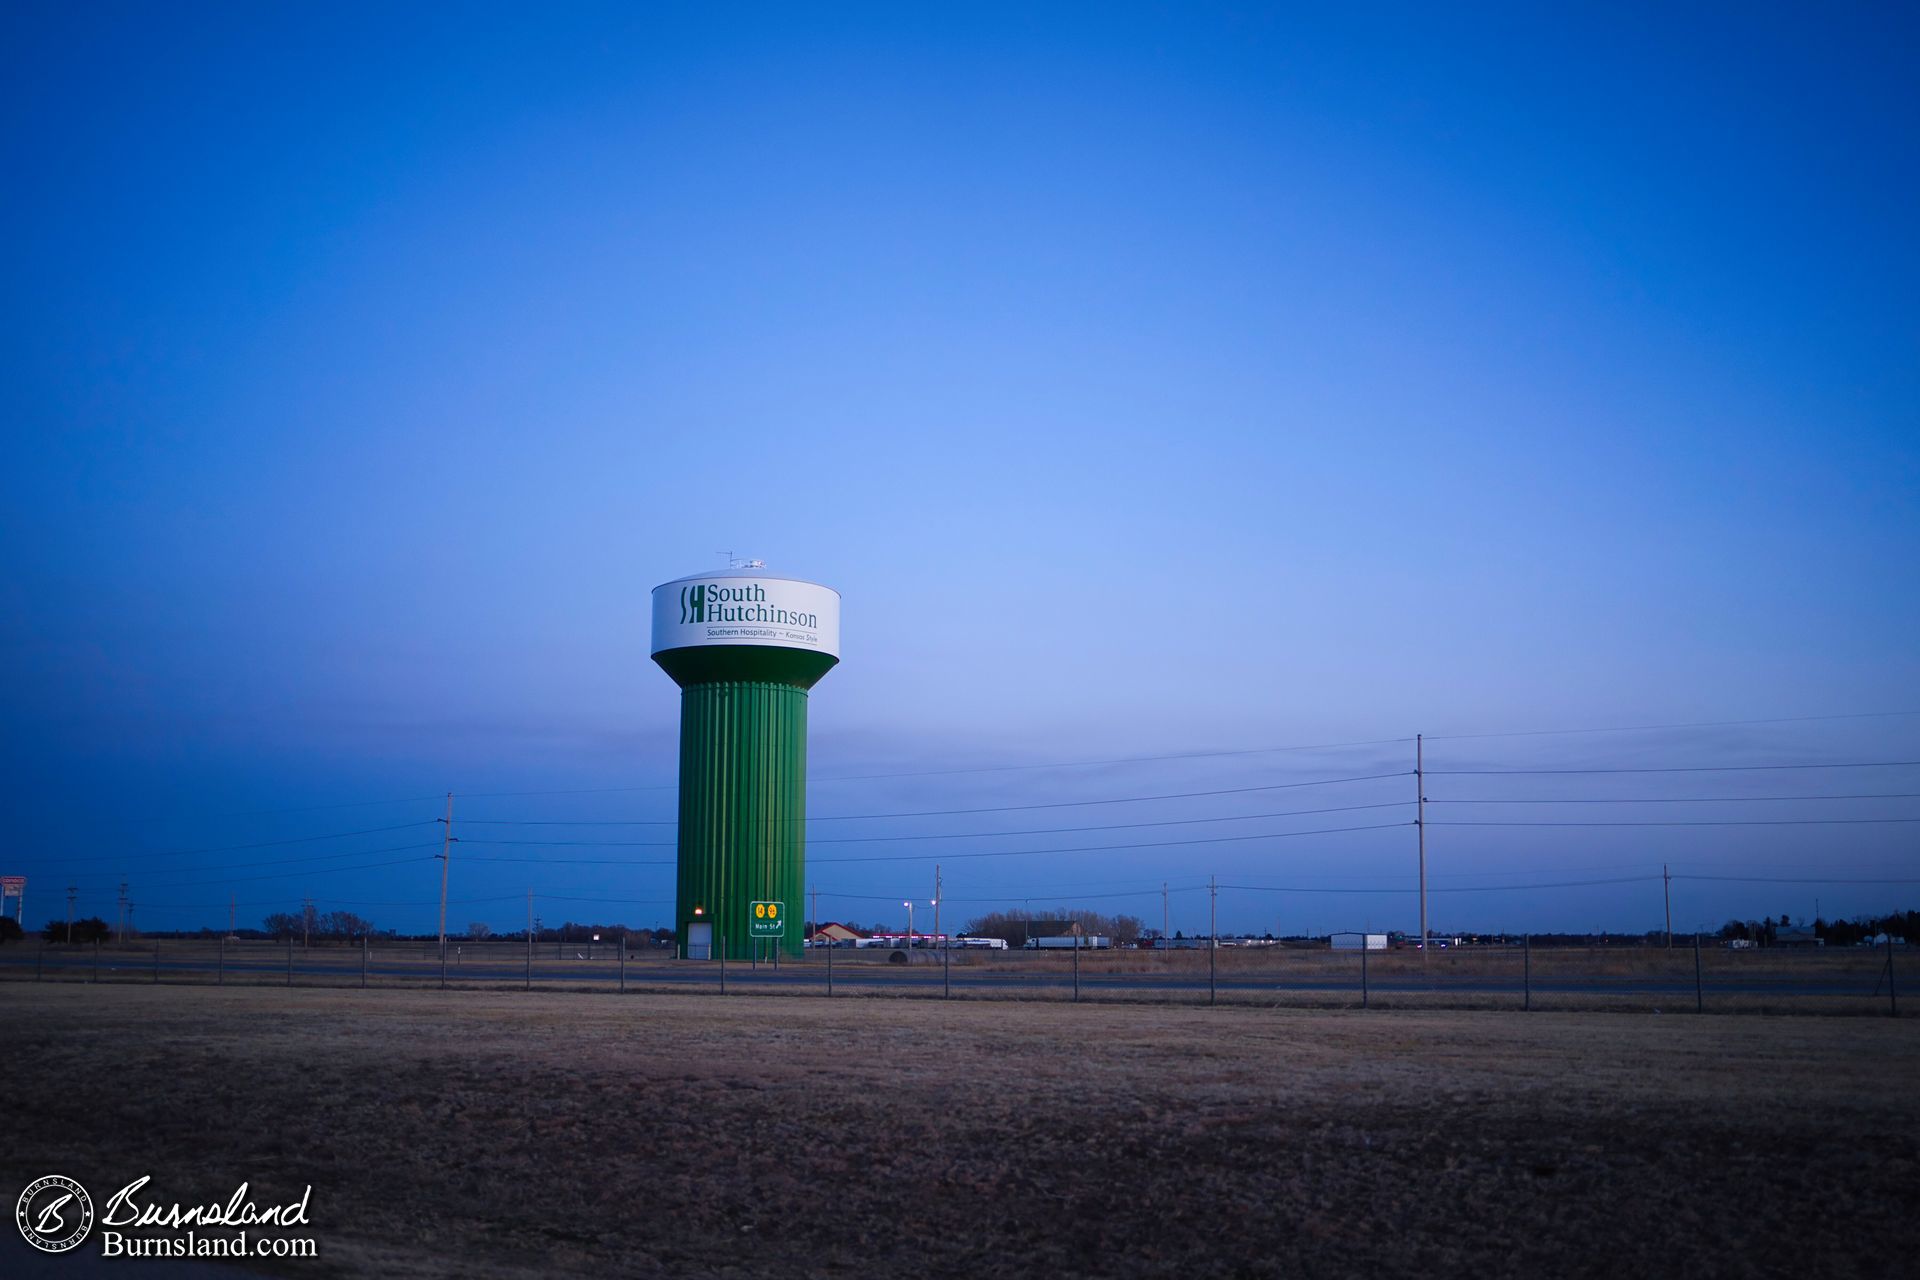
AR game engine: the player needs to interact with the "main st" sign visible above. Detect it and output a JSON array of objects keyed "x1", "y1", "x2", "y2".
[{"x1": 749, "y1": 901, "x2": 784, "y2": 938}]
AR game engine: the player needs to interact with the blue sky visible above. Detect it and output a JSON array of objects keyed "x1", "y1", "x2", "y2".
[{"x1": 3, "y1": 3, "x2": 1916, "y2": 936}]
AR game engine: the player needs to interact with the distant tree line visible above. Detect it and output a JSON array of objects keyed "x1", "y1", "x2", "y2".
[
  {"x1": 963, "y1": 908, "x2": 1146, "y2": 948},
  {"x1": 40, "y1": 917, "x2": 111, "y2": 944},
  {"x1": 263, "y1": 908, "x2": 380, "y2": 940},
  {"x1": 527, "y1": 922, "x2": 675, "y2": 946},
  {"x1": 1718, "y1": 909, "x2": 1916, "y2": 947}
]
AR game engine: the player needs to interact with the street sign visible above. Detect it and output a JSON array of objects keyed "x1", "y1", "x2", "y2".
[{"x1": 749, "y1": 901, "x2": 784, "y2": 938}]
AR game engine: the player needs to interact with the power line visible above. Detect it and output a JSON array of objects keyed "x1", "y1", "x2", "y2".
[
  {"x1": 459, "y1": 770, "x2": 1413, "y2": 828},
  {"x1": 58, "y1": 840, "x2": 466, "y2": 883},
  {"x1": 1429, "y1": 793, "x2": 1920, "y2": 804},
  {"x1": 811, "y1": 770, "x2": 1411, "y2": 821},
  {"x1": 814, "y1": 821, "x2": 1412, "y2": 865},
  {"x1": 135, "y1": 892, "x2": 528, "y2": 910},
  {"x1": 459, "y1": 817, "x2": 677, "y2": 828},
  {"x1": 1432, "y1": 817, "x2": 1920, "y2": 828},
  {"x1": 450, "y1": 735, "x2": 1416, "y2": 801},
  {"x1": 40, "y1": 822, "x2": 440, "y2": 865},
  {"x1": 456, "y1": 800, "x2": 1416, "y2": 847},
  {"x1": 81, "y1": 850, "x2": 439, "y2": 892},
  {"x1": 1673, "y1": 874, "x2": 1920, "y2": 885},
  {"x1": 1221, "y1": 875, "x2": 1660, "y2": 895},
  {"x1": 801, "y1": 735, "x2": 1413, "y2": 783},
  {"x1": 937, "y1": 886, "x2": 1206, "y2": 904},
  {"x1": 1423, "y1": 710, "x2": 1920, "y2": 742},
  {"x1": 457, "y1": 820, "x2": 1414, "y2": 868},
  {"x1": 1428, "y1": 760, "x2": 1920, "y2": 776},
  {"x1": 170, "y1": 796, "x2": 446, "y2": 820},
  {"x1": 459, "y1": 855, "x2": 672, "y2": 866},
  {"x1": 461, "y1": 819, "x2": 1412, "y2": 868}
]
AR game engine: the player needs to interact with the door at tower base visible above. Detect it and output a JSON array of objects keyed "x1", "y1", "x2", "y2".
[
  {"x1": 651, "y1": 569, "x2": 841, "y2": 961},
  {"x1": 686, "y1": 922, "x2": 713, "y2": 961}
]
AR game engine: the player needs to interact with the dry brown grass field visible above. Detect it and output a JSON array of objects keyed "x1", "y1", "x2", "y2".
[{"x1": 2, "y1": 984, "x2": 1915, "y2": 1278}]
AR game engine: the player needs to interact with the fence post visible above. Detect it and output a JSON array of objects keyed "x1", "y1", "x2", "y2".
[
  {"x1": 1072, "y1": 933, "x2": 1080, "y2": 1003},
  {"x1": 92, "y1": 937, "x2": 100, "y2": 983},
  {"x1": 620, "y1": 932, "x2": 627, "y2": 994},
  {"x1": 219, "y1": 936, "x2": 225, "y2": 986},
  {"x1": 1361, "y1": 939, "x2": 1368, "y2": 1009},
  {"x1": 286, "y1": 936, "x2": 293, "y2": 987},
  {"x1": 1694, "y1": 933, "x2": 1704, "y2": 1014},
  {"x1": 826, "y1": 937, "x2": 834, "y2": 997},
  {"x1": 361, "y1": 935, "x2": 369, "y2": 990},
  {"x1": 1523, "y1": 934, "x2": 1531, "y2": 1012},
  {"x1": 153, "y1": 939, "x2": 160, "y2": 984},
  {"x1": 1889, "y1": 933, "x2": 1898, "y2": 1018},
  {"x1": 719, "y1": 933, "x2": 727, "y2": 995},
  {"x1": 440, "y1": 941, "x2": 448, "y2": 990},
  {"x1": 526, "y1": 930, "x2": 532, "y2": 991}
]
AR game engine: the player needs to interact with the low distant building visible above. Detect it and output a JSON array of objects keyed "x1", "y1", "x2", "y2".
[
  {"x1": 808, "y1": 922, "x2": 865, "y2": 946},
  {"x1": 1775, "y1": 925, "x2": 1824, "y2": 947}
]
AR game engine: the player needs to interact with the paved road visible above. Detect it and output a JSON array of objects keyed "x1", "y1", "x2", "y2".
[{"x1": 0, "y1": 951, "x2": 1893, "y2": 999}]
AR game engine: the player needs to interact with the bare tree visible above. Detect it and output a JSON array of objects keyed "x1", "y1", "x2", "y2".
[{"x1": 965, "y1": 908, "x2": 1146, "y2": 947}]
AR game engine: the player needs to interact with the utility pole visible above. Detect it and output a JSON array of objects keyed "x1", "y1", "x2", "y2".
[
  {"x1": 117, "y1": 881, "x2": 128, "y2": 944},
  {"x1": 435, "y1": 792, "x2": 455, "y2": 958},
  {"x1": 65, "y1": 885, "x2": 75, "y2": 945},
  {"x1": 302, "y1": 895, "x2": 313, "y2": 950},
  {"x1": 810, "y1": 888, "x2": 820, "y2": 943},
  {"x1": 1209, "y1": 874, "x2": 1218, "y2": 1007},
  {"x1": 1162, "y1": 881, "x2": 1170, "y2": 957},
  {"x1": 228, "y1": 893, "x2": 236, "y2": 937},
  {"x1": 936, "y1": 865, "x2": 947, "y2": 998},
  {"x1": 1663, "y1": 864, "x2": 1673, "y2": 949},
  {"x1": 1416, "y1": 734, "x2": 1428, "y2": 958}
]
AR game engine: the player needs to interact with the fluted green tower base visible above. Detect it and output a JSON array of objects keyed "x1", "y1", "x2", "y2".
[{"x1": 654, "y1": 645, "x2": 836, "y2": 961}]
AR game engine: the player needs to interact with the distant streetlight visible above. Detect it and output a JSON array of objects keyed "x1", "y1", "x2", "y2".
[{"x1": 903, "y1": 900, "x2": 914, "y2": 949}]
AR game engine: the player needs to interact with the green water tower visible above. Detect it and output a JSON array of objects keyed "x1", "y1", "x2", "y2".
[{"x1": 651, "y1": 567, "x2": 840, "y2": 960}]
